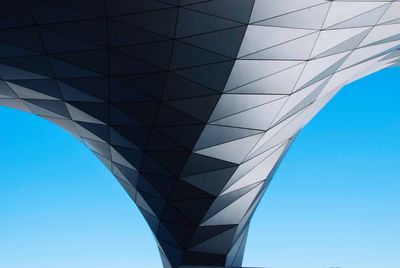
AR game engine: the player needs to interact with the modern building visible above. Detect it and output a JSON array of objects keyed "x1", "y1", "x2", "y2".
[{"x1": 0, "y1": 1, "x2": 399, "y2": 267}]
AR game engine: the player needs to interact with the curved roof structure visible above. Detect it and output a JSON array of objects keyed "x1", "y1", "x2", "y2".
[{"x1": 0, "y1": 1, "x2": 399, "y2": 267}]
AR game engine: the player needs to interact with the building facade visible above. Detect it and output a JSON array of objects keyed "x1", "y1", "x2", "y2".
[{"x1": 0, "y1": 1, "x2": 399, "y2": 267}]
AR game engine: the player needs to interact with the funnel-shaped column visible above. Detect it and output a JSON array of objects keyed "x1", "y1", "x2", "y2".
[{"x1": 0, "y1": 1, "x2": 399, "y2": 268}]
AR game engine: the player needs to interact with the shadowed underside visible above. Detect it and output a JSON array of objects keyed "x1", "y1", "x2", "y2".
[{"x1": 0, "y1": 1, "x2": 399, "y2": 267}]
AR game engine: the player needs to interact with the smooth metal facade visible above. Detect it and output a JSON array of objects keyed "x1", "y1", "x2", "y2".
[{"x1": 0, "y1": 1, "x2": 399, "y2": 267}]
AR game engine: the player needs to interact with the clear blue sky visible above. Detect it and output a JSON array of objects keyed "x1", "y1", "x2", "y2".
[{"x1": 0, "y1": 67, "x2": 399, "y2": 268}]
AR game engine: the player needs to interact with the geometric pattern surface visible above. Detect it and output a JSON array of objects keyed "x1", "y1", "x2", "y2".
[{"x1": 0, "y1": 1, "x2": 399, "y2": 267}]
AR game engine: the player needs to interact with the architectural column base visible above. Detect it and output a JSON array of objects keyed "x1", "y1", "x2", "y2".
[{"x1": 179, "y1": 266, "x2": 263, "y2": 268}]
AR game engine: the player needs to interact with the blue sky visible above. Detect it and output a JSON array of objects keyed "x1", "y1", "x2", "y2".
[{"x1": 0, "y1": 67, "x2": 399, "y2": 268}]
